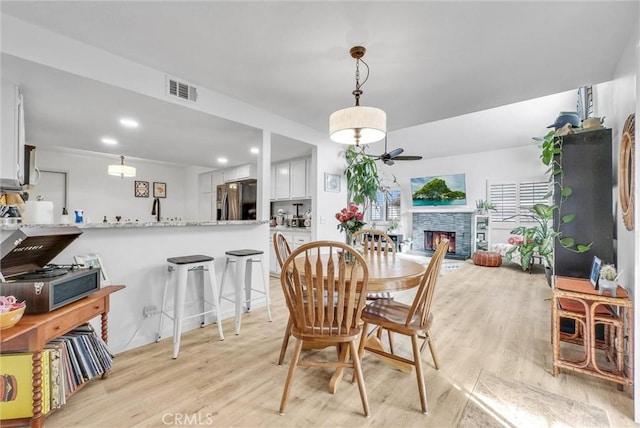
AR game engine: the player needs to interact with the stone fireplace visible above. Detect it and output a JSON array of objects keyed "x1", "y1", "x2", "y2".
[{"x1": 412, "y1": 210, "x2": 472, "y2": 259}]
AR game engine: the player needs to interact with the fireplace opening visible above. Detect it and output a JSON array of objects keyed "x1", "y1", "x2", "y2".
[{"x1": 424, "y1": 231, "x2": 456, "y2": 254}]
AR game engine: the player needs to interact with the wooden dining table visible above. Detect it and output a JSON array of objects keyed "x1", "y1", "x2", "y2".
[{"x1": 291, "y1": 251, "x2": 426, "y2": 393}]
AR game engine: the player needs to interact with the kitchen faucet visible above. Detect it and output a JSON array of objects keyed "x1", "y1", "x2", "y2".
[{"x1": 151, "y1": 198, "x2": 161, "y2": 221}]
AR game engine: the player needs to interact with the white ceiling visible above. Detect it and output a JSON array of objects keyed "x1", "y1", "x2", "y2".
[{"x1": 1, "y1": 1, "x2": 638, "y2": 167}]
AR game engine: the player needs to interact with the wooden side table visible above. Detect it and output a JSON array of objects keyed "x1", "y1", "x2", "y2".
[
  {"x1": 552, "y1": 276, "x2": 632, "y2": 390},
  {"x1": 0, "y1": 285, "x2": 125, "y2": 427}
]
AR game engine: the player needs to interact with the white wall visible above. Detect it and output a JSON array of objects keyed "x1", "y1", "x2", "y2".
[
  {"x1": 378, "y1": 142, "x2": 547, "y2": 244},
  {"x1": 2, "y1": 15, "x2": 348, "y2": 240},
  {"x1": 34, "y1": 148, "x2": 201, "y2": 223}
]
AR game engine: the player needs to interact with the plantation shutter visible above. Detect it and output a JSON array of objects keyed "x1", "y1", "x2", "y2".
[
  {"x1": 488, "y1": 178, "x2": 549, "y2": 224},
  {"x1": 519, "y1": 180, "x2": 549, "y2": 222},
  {"x1": 489, "y1": 183, "x2": 517, "y2": 223}
]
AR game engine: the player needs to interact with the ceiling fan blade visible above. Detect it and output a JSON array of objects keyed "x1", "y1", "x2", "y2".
[
  {"x1": 392, "y1": 155, "x2": 423, "y2": 161},
  {"x1": 387, "y1": 148, "x2": 404, "y2": 158}
]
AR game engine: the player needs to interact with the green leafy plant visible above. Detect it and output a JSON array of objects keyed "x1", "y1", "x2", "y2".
[
  {"x1": 507, "y1": 203, "x2": 555, "y2": 271},
  {"x1": 535, "y1": 130, "x2": 592, "y2": 254},
  {"x1": 344, "y1": 145, "x2": 380, "y2": 213}
]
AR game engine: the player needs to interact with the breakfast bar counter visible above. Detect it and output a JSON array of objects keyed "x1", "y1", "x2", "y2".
[{"x1": 0, "y1": 221, "x2": 271, "y2": 354}]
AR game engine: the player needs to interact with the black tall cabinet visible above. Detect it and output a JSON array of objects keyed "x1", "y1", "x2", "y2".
[{"x1": 553, "y1": 128, "x2": 614, "y2": 278}]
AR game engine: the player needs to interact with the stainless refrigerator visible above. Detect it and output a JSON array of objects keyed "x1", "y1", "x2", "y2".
[{"x1": 216, "y1": 180, "x2": 257, "y2": 220}]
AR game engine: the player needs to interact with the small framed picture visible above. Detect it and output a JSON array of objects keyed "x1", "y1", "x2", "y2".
[
  {"x1": 153, "y1": 182, "x2": 167, "y2": 198},
  {"x1": 589, "y1": 256, "x2": 602, "y2": 288},
  {"x1": 477, "y1": 233, "x2": 485, "y2": 241},
  {"x1": 324, "y1": 173, "x2": 340, "y2": 193},
  {"x1": 74, "y1": 253, "x2": 110, "y2": 286},
  {"x1": 134, "y1": 180, "x2": 149, "y2": 198}
]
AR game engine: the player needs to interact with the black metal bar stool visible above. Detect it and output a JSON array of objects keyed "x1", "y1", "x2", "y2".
[{"x1": 157, "y1": 255, "x2": 224, "y2": 358}]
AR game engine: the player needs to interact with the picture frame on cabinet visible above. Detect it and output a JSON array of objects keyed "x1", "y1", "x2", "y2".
[
  {"x1": 74, "y1": 253, "x2": 110, "y2": 286},
  {"x1": 324, "y1": 173, "x2": 340, "y2": 192},
  {"x1": 477, "y1": 233, "x2": 485, "y2": 241},
  {"x1": 153, "y1": 182, "x2": 167, "y2": 198},
  {"x1": 134, "y1": 180, "x2": 149, "y2": 198},
  {"x1": 589, "y1": 256, "x2": 602, "y2": 288}
]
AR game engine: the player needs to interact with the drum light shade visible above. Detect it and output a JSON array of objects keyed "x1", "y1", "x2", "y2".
[
  {"x1": 108, "y1": 155, "x2": 136, "y2": 178},
  {"x1": 329, "y1": 106, "x2": 386, "y2": 145},
  {"x1": 330, "y1": 46, "x2": 386, "y2": 145}
]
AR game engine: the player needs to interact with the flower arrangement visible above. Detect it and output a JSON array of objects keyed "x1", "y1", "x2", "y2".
[
  {"x1": 599, "y1": 264, "x2": 617, "y2": 281},
  {"x1": 335, "y1": 205, "x2": 366, "y2": 235}
]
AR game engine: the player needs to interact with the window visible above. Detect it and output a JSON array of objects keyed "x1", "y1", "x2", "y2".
[
  {"x1": 369, "y1": 189, "x2": 401, "y2": 222},
  {"x1": 489, "y1": 178, "x2": 549, "y2": 225}
]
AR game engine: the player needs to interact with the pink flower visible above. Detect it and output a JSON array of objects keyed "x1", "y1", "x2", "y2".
[{"x1": 335, "y1": 205, "x2": 366, "y2": 235}]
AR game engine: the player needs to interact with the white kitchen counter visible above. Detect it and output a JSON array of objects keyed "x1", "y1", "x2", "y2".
[{"x1": 0, "y1": 219, "x2": 267, "y2": 231}]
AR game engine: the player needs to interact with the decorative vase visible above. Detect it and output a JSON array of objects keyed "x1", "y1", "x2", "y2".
[
  {"x1": 344, "y1": 231, "x2": 355, "y2": 263},
  {"x1": 599, "y1": 279, "x2": 617, "y2": 297}
]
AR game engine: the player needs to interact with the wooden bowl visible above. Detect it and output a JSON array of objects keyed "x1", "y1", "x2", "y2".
[{"x1": 0, "y1": 305, "x2": 26, "y2": 330}]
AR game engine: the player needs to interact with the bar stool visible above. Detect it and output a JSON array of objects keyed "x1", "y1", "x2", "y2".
[
  {"x1": 219, "y1": 249, "x2": 271, "y2": 335},
  {"x1": 157, "y1": 255, "x2": 224, "y2": 359}
]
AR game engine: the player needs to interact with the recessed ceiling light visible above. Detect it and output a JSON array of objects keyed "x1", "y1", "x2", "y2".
[
  {"x1": 250, "y1": 147, "x2": 259, "y2": 154},
  {"x1": 217, "y1": 157, "x2": 228, "y2": 164},
  {"x1": 101, "y1": 137, "x2": 118, "y2": 145},
  {"x1": 119, "y1": 118, "x2": 139, "y2": 128}
]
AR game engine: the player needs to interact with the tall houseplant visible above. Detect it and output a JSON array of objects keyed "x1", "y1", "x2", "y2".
[
  {"x1": 344, "y1": 145, "x2": 380, "y2": 214},
  {"x1": 537, "y1": 130, "x2": 592, "y2": 254},
  {"x1": 506, "y1": 203, "x2": 555, "y2": 272}
]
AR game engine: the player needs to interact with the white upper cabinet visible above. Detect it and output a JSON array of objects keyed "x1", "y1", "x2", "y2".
[
  {"x1": 271, "y1": 157, "x2": 311, "y2": 201},
  {"x1": 1, "y1": 82, "x2": 24, "y2": 186},
  {"x1": 224, "y1": 164, "x2": 256, "y2": 182},
  {"x1": 270, "y1": 165, "x2": 276, "y2": 201},
  {"x1": 275, "y1": 162, "x2": 290, "y2": 199},
  {"x1": 289, "y1": 158, "x2": 306, "y2": 199}
]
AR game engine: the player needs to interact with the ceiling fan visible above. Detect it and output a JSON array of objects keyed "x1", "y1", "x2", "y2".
[{"x1": 366, "y1": 136, "x2": 423, "y2": 166}]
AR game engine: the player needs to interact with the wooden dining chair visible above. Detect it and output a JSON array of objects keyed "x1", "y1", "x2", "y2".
[
  {"x1": 279, "y1": 241, "x2": 370, "y2": 417},
  {"x1": 273, "y1": 232, "x2": 293, "y2": 365},
  {"x1": 357, "y1": 239, "x2": 448, "y2": 415},
  {"x1": 352, "y1": 228, "x2": 396, "y2": 256}
]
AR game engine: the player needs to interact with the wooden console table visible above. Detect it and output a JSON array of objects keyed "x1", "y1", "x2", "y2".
[
  {"x1": 552, "y1": 276, "x2": 632, "y2": 390},
  {"x1": 0, "y1": 285, "x2": 125, "y2": 428}
]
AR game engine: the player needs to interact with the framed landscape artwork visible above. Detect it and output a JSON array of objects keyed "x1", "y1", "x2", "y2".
[{"x1": 410, "y1": 173, "x2": 467, "y2": 206}]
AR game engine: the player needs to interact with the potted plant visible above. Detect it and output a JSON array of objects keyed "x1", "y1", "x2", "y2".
[
  {"x1": 537, "y1": 130, "x2": 591, "y2": 254},
  {"x1": 598, "y1": 264, "x2": 618, "y2": 296},
  {"x1": 344, "y1": 145, "x2": 380, "y2": 214},
  {"x1": 506, "y1": 203, "x2": 555, "y2": 279}
]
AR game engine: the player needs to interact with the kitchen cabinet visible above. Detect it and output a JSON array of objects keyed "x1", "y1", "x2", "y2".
[
  {"x1": 270, "y1": 165, "x2": 276, "y2": 201},
  {"x1": 473, "y1": 214, "x2": 490, "y2": 253},
  {"x1": 1, "y1": 81, "x2": 24, "y2": 188},
  {"x1": 290, "y1": 158, "x2": 306, "y2": 199},
  {"x1": 274, "y1": 162, "x2": 291, "y2": 200},
  {"x1": 269, "y1": 229, "x2": 310, "y2": 274},
  {"x1": 199, "y1": 193, "x2": 214, "y2": 221},
  {"x1": 272, "y1": 157, "x2": 311, "y2": 201},
  {"x1": 224, "y1": 164, "x2": 256, "y2": 182},
  {"x1": 198, "y1": 171, "x2": 223, "y2": 221}
]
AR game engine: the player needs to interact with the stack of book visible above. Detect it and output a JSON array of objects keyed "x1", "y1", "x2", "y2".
[{"x1": 0, "y1": 323, "x2": 114, "y2": 419}]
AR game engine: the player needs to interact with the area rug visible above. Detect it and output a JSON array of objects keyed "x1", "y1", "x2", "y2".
[
  {"x1": 396, "y1": 252, "x2": 462, "y2": 275},
  {"x1": 458, "y1": 370, "x2": 611, "y2": 428}
]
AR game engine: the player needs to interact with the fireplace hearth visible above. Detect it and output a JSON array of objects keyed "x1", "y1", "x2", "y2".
[
  {"x1": 412, "y1": 210, "x2": 472, "y2": 259},
  {"x1": 425, "y1": 231, "x2": 456, "y2": 254}
]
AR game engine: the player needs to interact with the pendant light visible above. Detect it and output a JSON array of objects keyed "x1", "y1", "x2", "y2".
[
  {"x1": 108, "y1": 155, "x2": 136, "y2": 178},
  {"x1": 329, "y1": 46, "x2": 386, "y2": 145}
]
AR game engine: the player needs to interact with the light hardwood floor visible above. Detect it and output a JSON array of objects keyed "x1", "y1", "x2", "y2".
[{"x1": 46, "y1": 261, "x2": 634, "y2": 427}]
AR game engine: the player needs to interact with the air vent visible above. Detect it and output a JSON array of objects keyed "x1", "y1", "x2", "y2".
[{"x1": 166, "y1": 76, "x2": 198, "y2": 102}]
